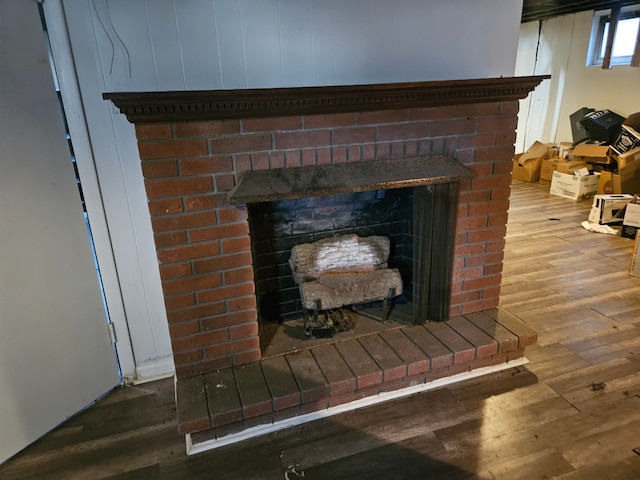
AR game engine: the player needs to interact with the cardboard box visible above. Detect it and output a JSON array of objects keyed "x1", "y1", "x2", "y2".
[
  {"x1": 616, "y1": 113, "x2": 640, "y2": 156},
  {"x1": 579, "y1": 109, "x2": 625, "y2": 144},
  {"x1": 550, "y1": 171, "x2": 600, "y2": 200},
  {"x1": 557, "y1": 160, "x2": 591, "y2": 175},
  {"x1": 512, "y1": 154, "x2": 540, "y2": 182},
  {"x1": 615, "y1": 146, "x2": 640, "y2": 170},
  {"x1": 512, "y1": 141, "x2": 551, "y2": 182},
  {"x1": 588, "y1": 194, "x2": 633, "y2": 225},
  {"x1": 540, "y1": 157, "x2": 566, "y2": 182},
  {"x1": 623, "y1": 202, "x2": 640, "y2": 227},
  {"x1": 611, "y1": 126, "x2": 640, "y2": 155},
  {"x1": 597, "y1": 157, "x2": 640, "y2": 194},
  {"x1": 571, "y1": 144, "x2": 611, "y2": 164}
]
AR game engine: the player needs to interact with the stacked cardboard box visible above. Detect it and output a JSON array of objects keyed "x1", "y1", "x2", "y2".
[
  {"x1": 597, "y1": 147, "x2": 640, "y2": 194},
  {"x1": 544, "y1": 143, "x2": 600, "y2": 200},
  {"x1": 550, "y1": 171, "x2": 600, "y2": 200},
  {"x1": 540, "y1": 157, "x2": 565, "y2": 182},
  {"x1": 572, "y1": 144, "x2": 610, "y2": 164},
  {"x1": 514, "y1": 113, "x2": 640, "y2": 199},
  {"x1": 557, "y1": 160, "x2": 591, "y2": 175},
  {"x1": 512, "y1": 141, "x2": 556, "y2": 182},
  {"x1": 566, "y1": 110, "x2": 640, "y2": 195}
]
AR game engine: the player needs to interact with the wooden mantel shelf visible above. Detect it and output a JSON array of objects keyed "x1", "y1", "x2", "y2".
[
  {"x1": 227, "y1": 155, "x2": 473, "y2": 205},
  {"x1": 103, "y1": 75, "x2": 550, "y2": 123}
]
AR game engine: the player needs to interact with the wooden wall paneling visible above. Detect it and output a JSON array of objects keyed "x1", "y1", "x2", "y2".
[
  {"x1": 93, "y1": 0, "x2": 156, "y2": 91},
  {"x1": 331, "y1": 0, "x2": 372, "y2": 86},
  {"x1": 309, "y1": 0, "x2": 338, "y2": 86},
  {"x1": 381, "y1": 0, "x2": 433, "y2": 82},
  {"x1": 145, "y1": 0, "x2": 185, "y2": 91},
  {"x1": 278, "y1": 0, "x2": 315, "y2": 87},
  {"x1": 239, "y1": 0, "x2": 283, "y2": 88},
  {"x1": 365, "y1": 0, "x2": 397, "y2": 84},
  {"x1": 175, "y1": 0, "x2": 223, "y2": 90},
  {"x1": 213, "y1": 0, "x2": 247, "y2": 89},
  {"x1": 88, "y1": 0, "x2": 525, "y2": 95}
]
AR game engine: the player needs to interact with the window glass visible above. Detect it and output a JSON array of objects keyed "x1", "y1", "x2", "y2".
[
  {"x1": 613, "y1": 17, "x2": 639, "y2": 57},
  {"x1": 589, "y1": 7, "x2": 640, "y2": 66}
]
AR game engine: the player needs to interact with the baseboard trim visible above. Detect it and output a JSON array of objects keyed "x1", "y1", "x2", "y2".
[{"x1": 128, "y1": 355, "x2": 175, "y2": 385}]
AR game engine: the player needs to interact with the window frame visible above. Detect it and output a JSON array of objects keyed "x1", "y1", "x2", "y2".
[{"x1": 587, "y1": 5, "x2": 640, "y2": 67}]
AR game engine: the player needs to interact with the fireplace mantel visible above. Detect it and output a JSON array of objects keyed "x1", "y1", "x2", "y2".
[{"x1": 103, "y1": 76, "x2": 549, "y2": 123}]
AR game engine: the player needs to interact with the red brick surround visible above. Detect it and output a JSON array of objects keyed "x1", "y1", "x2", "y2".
[
  {"x1": 134, "y1": 101, "x2": 518, "y2": 379},
  {"x1": 103, "y1": 78, "x2": 548, "y2": 381}
]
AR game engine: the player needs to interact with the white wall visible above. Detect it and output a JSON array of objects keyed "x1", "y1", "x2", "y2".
[
  {"x1": 85, "y1": 0, "x2": 524, "y2": 92},
  {"x1": 556, "y1": 11, "x2": 640, "y2": 142},
  {"x1": 515, "y1": 15, "x2": 575, "y2": 152},
  {"x1": 516, "y1": 10, "x2": 640, "y2": 151}
]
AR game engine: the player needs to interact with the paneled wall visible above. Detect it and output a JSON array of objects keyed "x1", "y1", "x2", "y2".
[{"x1": 88, "y1": 0, "x2": 523, "y2": 92}]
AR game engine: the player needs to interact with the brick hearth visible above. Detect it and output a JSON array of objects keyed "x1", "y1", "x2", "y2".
[
  {"x1": 178, "y1": 307, "x2": 536, "y2": 438},
  {"x1": 104, "y1": 76, "x2": 547, "y2": 440}
]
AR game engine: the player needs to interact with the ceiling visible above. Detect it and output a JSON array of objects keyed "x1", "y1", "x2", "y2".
[{"x1": 522, "y1": 0, "x2": 640, "y2": 22}]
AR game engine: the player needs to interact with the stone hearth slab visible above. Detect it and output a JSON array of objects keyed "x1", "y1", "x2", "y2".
[
  {"x1": 175, "y1": 308, "x2": 536, "y2": 439},
  {"x1": 227, "y1": 155, "x2": 472, "y2": 204}
]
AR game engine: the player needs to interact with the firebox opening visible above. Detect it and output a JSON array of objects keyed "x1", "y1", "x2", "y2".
[
  {"x1": 230, "y1": 155, "x2": 471, "y2": 356},
  {"x1": 249, "y1": 187, "x2": 413, "y2": 310},
  {"x1": 247, "y1": 180, "x2": 460, "y2": 356}
]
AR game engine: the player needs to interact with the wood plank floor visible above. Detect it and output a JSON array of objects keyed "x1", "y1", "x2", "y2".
[{"x1": 3, "y1": 179, "x2": 640, "y2": 479}]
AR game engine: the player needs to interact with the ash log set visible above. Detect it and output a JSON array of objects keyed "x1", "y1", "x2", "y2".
[{"x1": 289, "y1": 234, "x2": 402, "y2": 338}]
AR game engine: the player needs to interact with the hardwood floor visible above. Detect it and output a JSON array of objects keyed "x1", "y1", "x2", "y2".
[{"x1": 2, "y1": 180, "x2": 640, "y2": 479}]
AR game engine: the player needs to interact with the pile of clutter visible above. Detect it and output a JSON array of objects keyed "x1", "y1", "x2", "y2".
[
  {"x1": 513, "y1": 109, "x2": 640, "y2": 277},
  {"x1": 513, "y1": 109, "x2": 640, "y2": 201},
  {"x1": 582, "y1": 193, "x2": 640, "y2": 240},
  {"x1": 583, "y1": 192, "x2": 640, "y2": 278}
]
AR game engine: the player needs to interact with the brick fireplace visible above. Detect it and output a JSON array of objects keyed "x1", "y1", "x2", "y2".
[{"x1": 105, "y1": 76, "x2": 547, "y2": 441}]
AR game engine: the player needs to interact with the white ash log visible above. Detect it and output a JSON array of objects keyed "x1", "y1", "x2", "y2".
[
  {"x1": 289, "y1": 234, "x2": 391, "y2": 283},
  {"x1": 299, "y1": 269, "x2": 403, "y2": 310}
]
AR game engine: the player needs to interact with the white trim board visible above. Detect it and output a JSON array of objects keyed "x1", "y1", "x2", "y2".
[
  {"x1": 44, "y1": 0, "x2": 175, "y2": 383},
  {"x1": 41, "y1": 0, "x2": 134, "y2": 380},
  {"x1": 186, "y1": 357, "x2": 529, "y2": 456}
]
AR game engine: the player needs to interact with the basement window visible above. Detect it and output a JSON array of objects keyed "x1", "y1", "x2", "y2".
[{"x1": 588, "y1": 6, "x2": 640, "y2": 67}]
